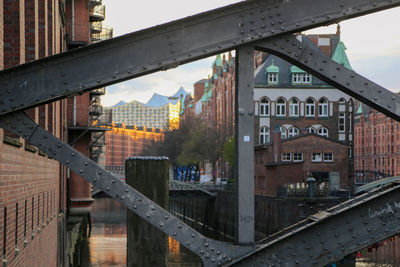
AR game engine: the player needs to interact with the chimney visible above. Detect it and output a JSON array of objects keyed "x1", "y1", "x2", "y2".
[{"x1": 272, "y1": 125, "x2": 282, "y2": 163}]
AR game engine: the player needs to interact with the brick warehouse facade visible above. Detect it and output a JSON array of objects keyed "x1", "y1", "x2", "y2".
[
  {"x1": 354, "y1": 102, "x2": 400, "y2": 183},
  {"x1": 254, "y1": 131, "x2": 350, "y2": 197},
  {"x1": 0, "y1": 0, "x2": 111, "y2": 266},
  {"x1": 105, "y1": 124, "x2": 164, "y2": 176}
]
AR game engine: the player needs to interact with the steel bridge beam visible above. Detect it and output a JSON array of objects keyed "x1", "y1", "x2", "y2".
[
  {"x1": 1, "y1": 0, "x2": 400, "y2": 117},
  {"x1": 0, "y1": 111, "x2": 258, "y2": 267},
  {"x1": 234, "y1": 182, "x2": 400, "y2": 266},
  {"x1": 254, "y1": 35, "x2": 400, "y2": 121}
]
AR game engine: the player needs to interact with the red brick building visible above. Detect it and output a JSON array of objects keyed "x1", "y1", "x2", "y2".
[
  {"x1": 180, "y1": 27, "x2": 354, "y2": 182},
  {"x1": 105, "y1": 124, "x2": 164, "y2": 175},
  {"x1": 0, "y1": 0, "x2": 111, "y2": 266},
  {"x1": 255, "y1": 130, "x2": 350, "y2": 197},
  {"x1": 354, "y1": 102, "x2": 400, "y2": 183}
]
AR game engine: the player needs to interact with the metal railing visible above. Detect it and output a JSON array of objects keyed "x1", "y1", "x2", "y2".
[
  {"x1": 89, "y1": 5, "x2": 105, "y2": 22},
  {"x1": 90, "y1": 21, "x2": 102, "y2": 33},
  {"x1": 91, "y1": 25, "x2": 113, "y2": 43}
]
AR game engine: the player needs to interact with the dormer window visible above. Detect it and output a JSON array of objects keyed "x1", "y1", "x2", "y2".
[
  {"x1": 266, "y1": 59, "x2": 279, "y2": 85},
  {"x1": 268, "y1": 73, "x2": 278, "y2": 84},
  {"x1": 290, "y1": 65, "x2": 312, "y2": 85}
]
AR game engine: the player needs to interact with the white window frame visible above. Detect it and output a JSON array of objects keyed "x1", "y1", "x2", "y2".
[
  {"x1": 289, "y1": 98, "x2": 299, "y2": 117},
  {"x1": 268, "y1": 73, "x2": 278, "y2": 84},
  {"x1": 276, "y1": 98, "x2": 286, "y2": 116},
  {"x1": 339, "y1": 113, "x2": 345, "y2": 132},
  {"x1": 318, "y1": 98, "x2": 328, "y2": 117},
  {"x1": 293, "y1": 153, "x2": 303, "y2": 162},
  {"x1": 308, "y1": 127, "x2": 316, "y2": 134},
  {"x1": 288, "y1": 127, "x2": 299, "y2": 138},
  {"x1": 260, "y1": 98, "x2": 270, "y2": 116},
  {"x1": 312, "y1": 153, "x2": 322, "y2": 162},
  {"x1": 280, "y1": 127, "x2": 287, "y2": 139},
  {"x1": 292, "y1": 73, "x2": 312, "y2": 84},
  {"x1": 259, "y1": 127, "x2": 270, "y2": 144},
  {"x1": 323, "y1": 153, "x2": 334, "y2": 162},
  {"x1": 281, "y1": 153, "x2": 291, "y2": 161},
  {"x1": 317, "y1": 127, "x2": 329, "y2": 137},
  {"x1": 305, "y1": 98, "x2": 315, "y2": 117}
]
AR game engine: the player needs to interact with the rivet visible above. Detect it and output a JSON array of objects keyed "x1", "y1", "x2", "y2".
[
  {"x1": 57, "y1": 144, "x2": 62, "y2": 148},
  {"x1": 228, "y1": 258, "x2": 232, "y2": 261},
  {"x1": 133, "y1": 205, "x2": 137, "y2": 209},
  {"x1": 79, "y1": 170, "x2": 83, "y2": 173},
  {"x1": 211, "y1": 259, "x2": 215, "y2": 262},
  {"x1": 112, "y1": 74, "x2": 116, "y2": 78},
  {"x1": 205, "y1": 242, "x2": 209, "y2": 247},
  {"x1": 192, "y1": 234, "x2": 195, "y2": 238},
  {"x1": 206, "y1": 254, "x2": 210, "y2": 258},
  {"x1": 392, "y1": 96, "x2": 396, "y2": 100},
  {"x1": 71, "y1": 152, "x2": 75, "y2": 156},
  {"x1": 200, "y1": 250, "x2": 204, "y2": 254},
  {"x1": 107, "y1": 187, "x2": 110, "y2": 191},
  {"x1": 66, "y1": 160, "x2": 69, "y2": 164},
  {"x1": 84, "y1": 161, "x2": 88, "y2": 166},
  {"x1": 93, "y1": 178, "x2": 97, "y2": 182},
  {"x1": 173, "y1": 232, "x2": 176, "y2": 236},
  {"x1": 97, "y1": 79, "x2": 101, "y2": 83},
  {"x1": 388, "y1": 105, "x2": 392, "y2": 108},
  {"x1": 364, "y1": 81, "x2": 368, "y2": 85},
  {"x1": 186, "y1": 242, "x2": 190, "y2": 245},
  {"x1": 98, "y1": 171, "x2": 102, "y2": 175},
  {"x1": 159, "y1": 223, "x2": 164, "y2": 227},
  {"x1": 374, "y1": 97, "x2": 378, "y2": 100}
]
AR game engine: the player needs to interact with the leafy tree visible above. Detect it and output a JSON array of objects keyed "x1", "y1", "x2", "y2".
[{"x1": 223, "y1": 136, "x2": 235, "y2": 167}]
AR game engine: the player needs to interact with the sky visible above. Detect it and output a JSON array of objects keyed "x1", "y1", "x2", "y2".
[{"x1": 100, "y1": 1, "x2": 400, "y2": 107}]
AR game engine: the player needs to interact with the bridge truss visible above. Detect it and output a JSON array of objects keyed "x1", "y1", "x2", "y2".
[{"x1": 1, "y1": 0, "x2": 400, "y2": 266}]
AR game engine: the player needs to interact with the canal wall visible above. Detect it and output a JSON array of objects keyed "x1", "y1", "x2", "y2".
[{"x1": 170, "y1": 191, "x2": 346, "y2": 241}]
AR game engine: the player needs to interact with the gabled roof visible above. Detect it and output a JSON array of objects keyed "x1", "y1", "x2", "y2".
[{"x1": 332, "y1": 41, "x2": 352, "y2": 70}]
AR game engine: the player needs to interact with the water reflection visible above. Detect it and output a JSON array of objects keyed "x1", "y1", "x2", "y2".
[
  {"x1": 83, "y1": 197, "x2": 400, "y2": 267},
  {"x1": 356, "y1": 236, "x2": 400, "y2": 267},
  {"x1": 83, "y1": 197, "x2": 200, "y2": 267}
]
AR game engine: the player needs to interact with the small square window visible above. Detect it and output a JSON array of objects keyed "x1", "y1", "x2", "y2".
[
  {"x1": 293, "y1": 153, "x2": 303, "y2": 162},
  {"x1": 324, "y1": 153, "x2": 334, "y2": 162},
  {"x1": 312, "y1": 153, "x2": 322, "y2": 162},
  {"x1": 281, "y1": 153, "x2": 291, "y2": 161}
]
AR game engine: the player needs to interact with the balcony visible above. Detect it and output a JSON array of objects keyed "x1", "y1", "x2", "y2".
[
  {"x1": 90, "y1": 5, "x2": 105, "y2": 22},
  {"x1": 90, "y1": 21, "x2": 102, "y2": 34},
  {"x1": 91, "y1": 25, "x2": 113, "y2": 43}
]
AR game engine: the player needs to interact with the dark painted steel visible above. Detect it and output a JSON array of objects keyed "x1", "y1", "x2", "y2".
[
  {"x1": 233, "y1": 183, "x2": 400, "y2": 266},
  {"x1": 0, "y1": 111, "x2": 258, "y2": 267},
  {"x1": 1, "y1": 0, "x2": 400, "y2": 116},
  {"x1": 235, "y1": 46, "x2": 255, "y2": 244},
  {"x1": 254, "y1": 35, "x2": 400, "y2": 121}
]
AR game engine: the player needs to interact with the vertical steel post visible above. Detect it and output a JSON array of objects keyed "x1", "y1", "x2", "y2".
[{"x1": 235, "y1": 46, "x2": 255, "y2": 243}]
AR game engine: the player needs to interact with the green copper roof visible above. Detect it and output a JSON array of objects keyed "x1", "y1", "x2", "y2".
[
  {"x1": 290, "y1": 65, "x2": 306, "y2": 73},
  {"x1": 188, "y1": 103, "x2": 193, "y2": 108},
  {"x1": 213, "y1": 72, "x2": 218, "y2": 80},
  {"x1": 214, "y1": 54, "x2": 223, "y2": 67},
  {"x1": 356, "y1": 103, "x2": 363, "y2": 114},
  {"x1": 332, "y1": 41, "x2": 352, "y2": 70},
  {"x1": 180, "y1": 96, "x2": 185, "y2": 110},
  {"x1": 207, "y1": 87, "x2": 212, "y2": 99},
  {"x1": 201, "y1": 91, "x2": 208, "y2": 103},
  {"x1": 266, "y1": 60, "x2": 279, "y2": 73},
  {"x1": 205, "y1": 80, "x2": 209, "y2": 89}
]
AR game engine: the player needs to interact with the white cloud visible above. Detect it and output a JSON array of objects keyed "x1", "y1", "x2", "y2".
[{"x1": 101, "y1": 1, "x2": 400, "y2": 105}]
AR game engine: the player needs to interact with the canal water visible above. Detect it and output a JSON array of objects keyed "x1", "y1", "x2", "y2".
[{"x1": 81, "y1": 197, "x2": 400, "y2": 266}]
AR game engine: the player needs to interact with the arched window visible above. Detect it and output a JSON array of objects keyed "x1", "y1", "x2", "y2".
[
  {"x1": 288, "y1": 127, "x2": 299, "y2": 138},
  {"x1": 308, "y1": 127, "x2": 316, "y2": 134},
  {"x1": 276, "y1": 98, "x2": 286, "y2": 116},
  {"x1": 289, "y1": 98, "x2": 299, "y2": 117},
  {"x1": 317, "y1": 127, "x2": 329, "y2": 137},
  {"x1": 260, "y1": 98, "x2": 270, "y2": 116},
  {"x1": 318, "y1": 98, "x2": 328, "y2": 117},
  {"x1": 305, "y1": 98, "x2": 315, "y2": 117},
  {"x1": 280, "y1": 127, "x2": 287, "y2": 139},
  {"x1": 259, "y1": 127, "x2": 270, "y2": 144},
  {"x1": 339, "y1": 98, "x2": 346, "y2": 104}
]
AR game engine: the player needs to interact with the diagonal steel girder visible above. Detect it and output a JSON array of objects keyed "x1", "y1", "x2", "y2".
[
  {"x1": 254, "y1": 34, "x2": 400, "y2": 122},
  {"x1": 233, "y1": 182, "x2": 400, "y2": 266},
  {"x1": 0, "y1": 111, "x2": 259, "y2": 267},
  {"x1": 1, "y1": 0, "x2": 400, "y2": 117}
]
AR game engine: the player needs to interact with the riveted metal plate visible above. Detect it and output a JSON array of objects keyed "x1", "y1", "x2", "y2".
[
  {"x1": 255, "y1": 35, "x2": 400, "y2": 122},
  {"x1": 0, "y1": 111, "x2": 258, "y2": 267},
  {"x1": 1, "y1": 0, "x2": 400, "y2": 116}
]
